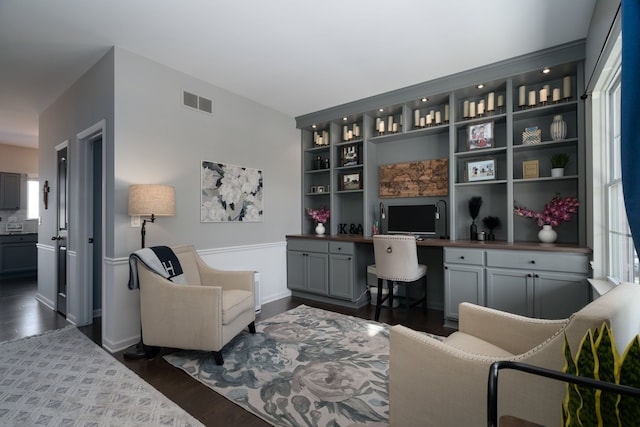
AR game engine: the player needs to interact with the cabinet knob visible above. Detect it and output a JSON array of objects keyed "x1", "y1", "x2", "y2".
[
  {"x1": 534, "y1": 274, "x2": 540, "y2": 278},
  {"x1": 527, "y1": 273, "x2": 532, "y2": 277},
  {"x1": 444, "y1": 266, "x2": 448, "y2": 270},
  {"x1": 460, "y1": 256, "x2": 465, "y2": 259},
  {"x1": 530, "y1": 260, "x2": 536, "y2": 264}
]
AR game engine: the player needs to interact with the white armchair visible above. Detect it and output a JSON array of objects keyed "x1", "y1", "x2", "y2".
[
  {"x1": 136, "y1": 244, "x2": 256, "y2": 365},
  {"x1": 389, "y1": 282, "x2": 640, "y2": 426}
]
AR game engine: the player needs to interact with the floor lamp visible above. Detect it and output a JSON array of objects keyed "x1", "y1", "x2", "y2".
[{"x1": 124, "y1": 184, "x2": 176, "y2": 359}]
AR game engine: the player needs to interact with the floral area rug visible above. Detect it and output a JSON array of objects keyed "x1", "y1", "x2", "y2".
[{"x1": 164, "y1": 305, "x2": 390, "y2": 427}]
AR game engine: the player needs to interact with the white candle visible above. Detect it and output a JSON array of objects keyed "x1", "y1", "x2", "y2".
[
  {"x1": 463, "y1": 100, "x2": 470, "y2": 118},
  {"x1": 528, "y1": 91, "x2": 536, "y2": 107},
  {"x1": 497, "y1": 95, "x2": 504, "y2": 108},
  {"x1": 478, "y1": 100, "x2": 485, "y2": 116},
  {"x1": 563, "y1": 76, "x2": 571, "y2": 99},
  {"x1": 553, "y1": 88, "x2": 561, "y2": 102},
  {"x1": 343, "y1": 126, "x2": 348, "y2": 141},
  {"x1": 392, "y1": 123, "x2": 398, "y2": 132},
  {"x1": 518, "y1": 85, "x2": 526, "y2": 106},
  {"x1": 426, "y1": 114, "x2": 432, "y2": 125},
  {"x1": 323, "y1": 130, "x2": 329, "y2": 145},
  {"x1": 435, "y1": 111, "x2": 442, "y2": 124},
  {"x1": 444, "y1": 104, "x2": 449, "y2": 122},
  {"x1": 347, "y1": 130, "x2": 353, "y2": 140},
  {"x1": 414, "y1": 109, "x2": 420, "y2": 127},
  {"x1": 430, "y1": 110, "x2": 435, "y2": 121},
  {"x1": 419, "y1": 117, "x2": 426, "y2": 127},
  {"x1": 379, "y1": 121, "x2": 385, "y2": 133},
  {"x1": 487, "y1": 92, "x2": 495, "y2": 111},
  {"x1": 317, "y1": 135, "x2": 323, "y2": 145},
  {"x1": 376, "y1": 117, "x2": 381, "y2": 131},
  {"x1": 469, "y1": 101, "x2": 476, "y2": 118},
  {"x1": 314, "y1": 131, "x2": 319, "y2": 144},
  {"x1": 539, "y1": 88, "x2": 547, "y2": 103},
  {"x1": 388, "y1": 116, "x2": 393, "y2": 133}
]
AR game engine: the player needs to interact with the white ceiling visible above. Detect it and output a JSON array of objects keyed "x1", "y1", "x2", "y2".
[{"x1": 0, "y1": 0, "x2": 596, "y2": 149}]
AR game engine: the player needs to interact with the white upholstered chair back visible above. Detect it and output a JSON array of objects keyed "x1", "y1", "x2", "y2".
[{"x1": 373, "y1": 235, "x2": 423, "y2": 282}]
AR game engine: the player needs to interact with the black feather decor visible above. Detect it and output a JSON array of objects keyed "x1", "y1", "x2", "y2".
[
  {"x1": 468, "y1": 196, "x2": 483, "y2": 220},
  {"x1": 482, "y1": 216, "x2": 501, "y2": 231}
]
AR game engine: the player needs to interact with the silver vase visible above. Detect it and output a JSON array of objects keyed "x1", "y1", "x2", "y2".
[{"x1": 550, "y1": 115, "x2": 567, "y2": 141}]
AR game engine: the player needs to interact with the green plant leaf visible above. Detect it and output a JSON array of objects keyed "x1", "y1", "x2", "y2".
[
  {"x1": 595, "y1": 323, "x2": 620, "y2": 425},
  {"x1": 563, "y1": 334, "x2": 582, "y2": 426},
  {"x1": 618, "y1": 336, "x2": 640, "y2": 426},
  {"x1": 575, "y1": 330, "x2": 597, "y2": 426}
]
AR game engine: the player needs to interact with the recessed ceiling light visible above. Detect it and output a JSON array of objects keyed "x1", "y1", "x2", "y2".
[
  {"x1": 343, "y1": 117, "x2": 348, "y2": 121},
  {"x1": 542, "y1": 67, "x2": 551, "y2": 74},
  {"x1": 311, "y1": 124, "x2": 317, "y2": 129},
  {"x1": 477, "y1": 84, "x2": 485, "y2": 89},
  {"x1": 421, "y1": 97, "x2": 428, "y2": 102},
  {"x1": 379, "y1": 108, "x2": 384, "y2": 112}
]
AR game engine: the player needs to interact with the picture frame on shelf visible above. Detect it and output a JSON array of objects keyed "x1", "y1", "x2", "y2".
[
  {"x1": 467, "y1": 121, "x2": 494, "y2": 150},
  {"x1": 341, "y1": 172, "x2": 362, "y2": 190},
  {"x1": 522, "y1": 160, "x2": 539, "y2": 179},
  {"x1": 465, "y1": 158, "x2": 496, "y2": 182},
  {"x1": 341, "y1": 144, "x2": 359, "y2": 167}
]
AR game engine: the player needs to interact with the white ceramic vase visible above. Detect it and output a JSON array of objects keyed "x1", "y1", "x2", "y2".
[
  {"x1": 538, "y1": 224, "x2": 558, "y2": 243},
  {"x1": 315, "y1": 223, "x2": 326, "y2": 235},
  {"x1": 551, "y1": 167, "x2": 565, "y2": 177},
  {"x1": 550, "y1": 115, "x2": 567, "y2": 141}
]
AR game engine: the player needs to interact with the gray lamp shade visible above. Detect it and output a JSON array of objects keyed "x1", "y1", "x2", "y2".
[{"x1": 128, "y1": 184, "x2": 176, "y2": 217}]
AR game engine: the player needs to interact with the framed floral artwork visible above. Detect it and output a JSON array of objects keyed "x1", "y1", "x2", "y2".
[{"x1": 201, "y1": 160, "x2": 263, "y2": 222}]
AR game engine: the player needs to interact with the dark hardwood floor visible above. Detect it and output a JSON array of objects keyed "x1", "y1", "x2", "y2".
[{"x1": 1, "y1": 276, "x2": 455, "y2": 426}]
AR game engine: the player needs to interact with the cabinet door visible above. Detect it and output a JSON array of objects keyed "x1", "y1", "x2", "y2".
[
  {"x1": 534, "y1": 272, "x2": 589, "y2": 319},
  {"x1": 286, "y1": 251, "x2": 306, "y2": 291},
  {"x1": 306, "y1": 252, "x2": 329, "y2": 295},
  {"x1": 0, "y1": 242, "x2": 37, "y2": 274},
  {"x1": 444, "y1": 264, "x2": 485, "y2": 320},
  {"x1": 486, "y1": 268, "x2": 531, "y2": 316},
  {"x1": 0, "y1": 173, "x2": 20, "y2": 210},
  {"x1": 329, "y1": 254, "x2": 353, "y2": 299}
]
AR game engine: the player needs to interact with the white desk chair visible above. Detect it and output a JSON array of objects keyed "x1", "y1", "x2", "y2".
[{"x1": 370, "y1": 235, "x2": 427, "y2": 321}]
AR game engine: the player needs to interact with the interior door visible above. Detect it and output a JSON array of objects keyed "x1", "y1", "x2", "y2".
[{"x1": 54, "y1": 146, "x2": 68, "y2": 316}]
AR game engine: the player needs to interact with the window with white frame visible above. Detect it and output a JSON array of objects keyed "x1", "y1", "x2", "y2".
[
  {"x1": 596, "y1": 38, "x2": 639, "y2": 284},
  {"x1": 26, "y1": 177, "x2": 39, "y2": 220}
]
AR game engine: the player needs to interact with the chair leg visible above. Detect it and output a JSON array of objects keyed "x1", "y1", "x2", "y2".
[
  {"x1": 212, "y1": 351, "x2": 224, "y2": 365},
  {"x1": 388, "y1": 280, "x2": 394, "y2": 309},
  {"x1": 248, "y1": 321, "x2": 256, "y2": 334},
  {"x1": 375, "y1": 277, "x2": 384, "y2": 321},
  {"x1": 422, "y1": 276, "x2": 428, "y2": 311}
]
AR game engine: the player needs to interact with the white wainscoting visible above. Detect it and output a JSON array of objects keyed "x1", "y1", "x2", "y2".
[
  {"x1": 101, "y1": 241, "x2": 289, "y2": 353},
  {"x1": 35, "y1": 244, "x2": 56, "y2": 310}
]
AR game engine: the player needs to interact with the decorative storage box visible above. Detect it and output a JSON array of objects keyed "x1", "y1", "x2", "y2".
[{"x1": 522, "y1": 126, "x2": 541, "y2": 145}]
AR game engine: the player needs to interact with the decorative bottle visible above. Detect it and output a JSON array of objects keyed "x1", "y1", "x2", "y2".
[
  {"x1": 470, "y1": 220, "x2": 478, "y2": 240},
  {"x1": 550, "y1": 115, "x2": 567, "y2": 141}
]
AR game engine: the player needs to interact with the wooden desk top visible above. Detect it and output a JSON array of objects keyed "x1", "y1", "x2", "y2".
[{"x1": 286, "y1": 234, "x2": 592, "y2": 254}]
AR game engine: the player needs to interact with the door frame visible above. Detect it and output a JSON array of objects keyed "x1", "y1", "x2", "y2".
[
  {"x1": 54, "y1": 140, "x2": 69, "y2": 316},
  {"x1": 73, "y1": 120, "x2": 107, "y2": 329}
]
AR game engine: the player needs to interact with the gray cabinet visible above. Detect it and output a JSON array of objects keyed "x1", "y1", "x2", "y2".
[
  {"x1": 287, "y1": 238, "x2": 371, "y2": 307},
  {"x1": 0, "y1": 173, "x2": 21, "y2": 210},
  {"x1": 286, "y1": 239, "x2": 328, "y2": 295},
  {"x1": 0, "y1": 233, "x2": 37, "y2": 276},
  {"x1": 444, "y1": 248, "x2": 485, "y2": 326},
  {"x1": 485, "y1": 249, "x2": 590, "y2": 319},
  {"x1": 296, "y1": 43, "x2": 585, "y2": 246}
]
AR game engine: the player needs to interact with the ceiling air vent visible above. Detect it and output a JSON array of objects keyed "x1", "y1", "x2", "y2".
[{"x1": 182, "y1": 90, "x2": 213, "y2": 115}]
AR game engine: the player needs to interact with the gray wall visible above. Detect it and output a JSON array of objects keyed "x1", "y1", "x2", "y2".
[
  {"x1": 585, "y1": 0, "x2": 620, "y2": 93},
  {"x1": 112, "y1": 48, "x2": 300, "y2": 257}
]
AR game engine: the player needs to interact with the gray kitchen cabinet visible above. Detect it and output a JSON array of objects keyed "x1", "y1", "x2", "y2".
[
  {"x1": 0, "y1": 173, "x2": 21, "y2": 210},
  {"x1": 0, "y1": 233, "x2": 37, "y2": 276}
]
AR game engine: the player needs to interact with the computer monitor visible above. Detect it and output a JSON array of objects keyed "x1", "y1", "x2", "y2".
[{"x1": 387, "y1": 204, "x2": 437, "y2": 236}]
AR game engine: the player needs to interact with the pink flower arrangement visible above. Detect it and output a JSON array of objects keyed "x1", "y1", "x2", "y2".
[
  {"x1": 307, "y1": 206, "x2": 330, "y2": 224},
  {"x1": 514, "y1": 194, "x2": 579, "y2": 227}
]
